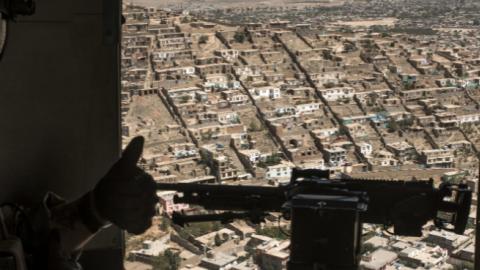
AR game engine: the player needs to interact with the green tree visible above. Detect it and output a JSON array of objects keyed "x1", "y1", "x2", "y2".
[
  {"x1": 178, "y1": 221, "x2": 223, "y2": 238},
  {"x1": 453, "y1": 262, "x2": 474, "y2": 270},
  {"x1": 387, "y1": 119, "x2": 399, "y2": 132},
  {"x1": 214, "y1": 233, "x2": 223, "y2": 246},
  {"x1": 367, "y1": 92, "x2": 379, "y2": 107},
  {"x1": 179, "y1": 95, "x2": 191, "y2": 103},
  {"x1": 152, "y1": 249, "x2": 180, "y2": 270},
  {"x1": 234, "y1": 31, "x2": 246, "y2": 43},
  {"x1": 201, "y1": 130, "x2": 213, "y2": 141},
  {"x1": 257, "y1": 153, "x2": 282, "y2": 168},
  {"x1": 361, "y1": 243, "x2": 376, "y2": 254},
  {"x1": 256, "y1": 226, "x2": 289, "y2": 240},
  {"x1": 265, "y1": 154, "x2": 281, "y2": 166},
  {"x1": 199, "y1": 35, "x2": 209, "y2": 44},
  {"x1": 248, "y1": 121, "x2": 260, "y2": 132},
  {"x1": 338, "y1": 126, "x2": 348, "y2": 136},
  {"x1": 165, "y1": 249, "x2": 180, "y2": 270},
  {"x1": 160, "y1": 217, "x2": 171, "y2": 231},
  {"x1": 403, "y1": 80, "x2": 414, "y2": 90},
  {"x1": 151, "y1": 254, "x2": 169, "y2": 270},
  {"x1": 398, "y1": 118, "x2": 414, "y2": 129}
]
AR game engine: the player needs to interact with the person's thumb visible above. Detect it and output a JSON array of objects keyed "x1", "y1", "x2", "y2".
[{"x1": 119, "y1": 136, "x2": 144, "y2": 168}]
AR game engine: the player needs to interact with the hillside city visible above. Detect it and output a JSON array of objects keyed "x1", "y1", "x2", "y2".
[{"x1": 121, "y1": 1, "x2": 480, "y2": 269}]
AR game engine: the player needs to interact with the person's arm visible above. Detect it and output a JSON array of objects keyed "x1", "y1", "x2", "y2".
[
  {"x1": 46, "y1": 136, "x2": 157, "y2": 261},
  {"x1": 47, "y1": 192, "x2": 109, "y2": 255}
]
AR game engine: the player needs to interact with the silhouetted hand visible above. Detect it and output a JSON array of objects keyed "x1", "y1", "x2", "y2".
[{"x1": 93, "y1": 136, "x2": 157, "y2": 234}]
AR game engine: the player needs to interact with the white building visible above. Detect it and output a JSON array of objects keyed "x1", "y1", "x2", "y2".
[
  {"x1": 204, "y1": 75, "x2": 241, "y2": 90},
  {"x1": 265, "y1": 161, "x2": 294, "y2": 183},
  {"x1": 274, "y1": 105, "x2": 296, "y2": 117},
  {"x1": 221, "y1": 90, "x2": 249, "y2": 104},
  {"x1": 169, "y1": 143, "x2": 197, "y2": 159},
  {"x1": 398, "y1": 244, "x2": 448, "y2": 269},
  {"x1": 156, "y1": 66, "x2": 195, "y2": 75},
  {"x1": 312, "y1": 128, "x2": 338, "y2": 139},
  {"x1": 319, "y1": 87, "x2": 355, "y2": 101},
  {"x1": 420, "y1": 149, "x2": 454, "y2": 168},
  {"x1": 215, "y1": 49, "x2": 240, "y2": 62},
  {"x1": 360, "y1": 248, "x2": 397, "y2": 270},
  {"x1": 250, "y1": 86, "x2": 281, "y2": 100},
  {"x1": 218, "y1": 111, "x2": 240, "y2": 125},
  {"x1": 295, "y1": 102, "x2": 322, "y2": 115},
  {"x1": 239, "y1": 149, "x2": 262, "y2": 164},
  {"x1": 425, "y1": 230, "x2": 471, "y2": 252},
  {"x1": 157, "y1": 191, "x2": 190, "y2": 215},
  {"x1": 458, "y1": 113, "x2": 480, "y2": 124},
  {"x1": 324, "y1": 147, "x2": 347, "y2": 167},
  {"x1": 129, "y1": 236, "x2": 170, "y2": 261},
  {"x1": 358, "y1": 142, "x2": 373, "y2": 157},
  {"x1": 200, "y1": 252, "x2": 238, "y2": 270}
]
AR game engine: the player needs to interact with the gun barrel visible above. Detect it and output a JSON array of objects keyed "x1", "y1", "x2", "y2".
[
  {"x1": 156, "y1": 183, "x2": 284, "y2": 195},
  {"x1": 156, "y1": 183, "x2": 286, "y2": 212}
]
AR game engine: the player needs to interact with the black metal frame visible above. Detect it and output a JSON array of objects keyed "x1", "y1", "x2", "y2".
[{"x1": 158, "y1": 168, "x2": 472, "y2": 270}]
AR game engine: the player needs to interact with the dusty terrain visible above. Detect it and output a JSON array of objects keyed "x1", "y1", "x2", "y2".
[
  {"x1": 127, "y1": 0, "x2": 344, "y2": 9},
  {"x1": 332, "y1": 17, "x2": 398, "y2": 27}
]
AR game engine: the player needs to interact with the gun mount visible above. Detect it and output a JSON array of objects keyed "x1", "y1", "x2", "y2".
[{"x1": 157, "y1": 168, "x2": 471, "y2": 270}]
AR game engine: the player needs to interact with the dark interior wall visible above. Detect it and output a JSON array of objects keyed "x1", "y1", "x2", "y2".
[
  {"x1": 0, "y1": 0, "x2": 121, "y2": 205},
  {"x1": 0, "y1": 1, "x2": 124, "y2": 268}
]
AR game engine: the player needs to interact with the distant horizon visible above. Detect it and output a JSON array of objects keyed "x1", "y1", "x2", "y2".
[{"x1": 125, "y1": 0, "x2": 345, "y2": 9}]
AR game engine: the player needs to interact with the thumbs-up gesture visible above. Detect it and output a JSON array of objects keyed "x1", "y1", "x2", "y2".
[{"x1": 92, "y1": 136, "x2": 157, "y2": 234}]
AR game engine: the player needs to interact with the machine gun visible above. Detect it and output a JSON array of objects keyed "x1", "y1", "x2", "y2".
[{"x1": 157, "y1": 168, "x2": 471, "y2": 270}]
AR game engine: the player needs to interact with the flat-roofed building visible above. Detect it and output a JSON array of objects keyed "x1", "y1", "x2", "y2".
[
  {"x1": 360, "y1": 248, "x2": 397, "y2": 270},
  {"x1": 419, "y1": 149, "x2": 454, "y2": 168}
]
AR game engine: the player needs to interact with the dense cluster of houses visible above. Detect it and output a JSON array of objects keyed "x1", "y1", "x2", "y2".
[{"x1": 121, "y1": 2, "x2": 480, "y2": 269}]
